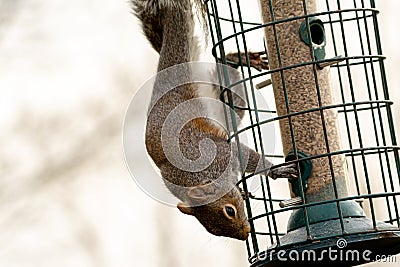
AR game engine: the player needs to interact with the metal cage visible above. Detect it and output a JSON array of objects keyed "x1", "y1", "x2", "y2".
[{"x1": 205, "y1": 0, "x2": 400, "y2": 266}]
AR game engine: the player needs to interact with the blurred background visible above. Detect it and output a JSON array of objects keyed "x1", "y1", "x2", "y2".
[{"x1": 0, "y1": 0, "x2": 399, "y2": 266}]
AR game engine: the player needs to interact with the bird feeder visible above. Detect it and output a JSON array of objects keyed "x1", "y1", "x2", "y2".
[{"x1": 205, "y1": 0, "x2": 400, "y2": 265}]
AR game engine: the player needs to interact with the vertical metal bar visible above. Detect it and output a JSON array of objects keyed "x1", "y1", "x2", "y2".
[
  {"x1": 325, "y1": 0, "x2": 363, "y2": 202},
  {"x1": 369, "y1": 0, "x2": 400, "y2": 225},
  {"x1": 235, "y1": 0, "x2": 282, "y2": 246},
  {"x1": 260, "y1": 0, "x2": 311, "y2": 241},
  {"x1": 302, "y1": 0, "x2": 346, "y2": 234},
  {"x1": 207, "y1": 0, "x2": 258, "y2": 253},
  {"x1": 361, "y1": 0, "x2": 399, "y2": 226},
  {"x1": 336, "y1": 0, "x2": 377, "y2": 228}
]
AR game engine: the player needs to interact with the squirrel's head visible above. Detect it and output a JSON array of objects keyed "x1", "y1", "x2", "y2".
[{"x1": 177, "y1": 184, "x2": 251, "y2": 240}]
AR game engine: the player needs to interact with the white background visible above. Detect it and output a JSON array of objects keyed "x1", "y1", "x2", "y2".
[{"x1": 0, "y1": 0, "x2": 399, "y2": 266}]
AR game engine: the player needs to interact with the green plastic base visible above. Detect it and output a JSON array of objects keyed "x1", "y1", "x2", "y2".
[
  {"x1": 250, "y1": 217, "x2": 400, "y2": 267},
  {"x1": 287, "y1": 200, "x2": 365, "y2": 231}
]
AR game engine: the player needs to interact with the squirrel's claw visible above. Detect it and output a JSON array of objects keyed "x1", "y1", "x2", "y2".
[{"x1": 248, "y1": 51, "x2": 269, "y2": 71}]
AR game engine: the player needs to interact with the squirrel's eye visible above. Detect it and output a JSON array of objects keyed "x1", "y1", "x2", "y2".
[{"x1": 225, "y1": 206, "x2": 236, "y2": 217}]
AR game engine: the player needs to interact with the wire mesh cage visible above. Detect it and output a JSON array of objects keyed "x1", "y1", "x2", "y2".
[{"x1": 205, "y1": 0, "x2": 400, "y2": 265}]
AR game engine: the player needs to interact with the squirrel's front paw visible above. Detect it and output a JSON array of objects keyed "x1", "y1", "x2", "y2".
[{"x1": 269, "y1": 163, "x2": 298, "y2": 180}]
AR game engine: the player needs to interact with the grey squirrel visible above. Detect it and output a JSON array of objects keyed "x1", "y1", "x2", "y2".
[{"x1": 132, "y1": 0, "x2": 297, "y2": 240}]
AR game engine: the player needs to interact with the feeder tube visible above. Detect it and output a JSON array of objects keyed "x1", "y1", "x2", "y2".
[{"x1": 259, "y1": 0, "x2": 348, "y2": 202}]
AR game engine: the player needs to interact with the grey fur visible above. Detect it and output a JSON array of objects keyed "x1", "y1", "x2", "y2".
[{"x1": 131, "y1": 0, "x2": 297, "y2": 240}]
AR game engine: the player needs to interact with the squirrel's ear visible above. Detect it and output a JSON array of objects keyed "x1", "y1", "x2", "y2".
[
  {"x1": 177, "y1": 202, "x2": 195, "y2": 216},
  {"x1": 187, "y1": 184, "x2": 216, "y2": 201}
]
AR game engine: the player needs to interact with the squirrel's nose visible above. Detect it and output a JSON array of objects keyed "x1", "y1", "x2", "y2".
[{"x1": 243, "y1": 224, "x2": 251, "y2": 240}]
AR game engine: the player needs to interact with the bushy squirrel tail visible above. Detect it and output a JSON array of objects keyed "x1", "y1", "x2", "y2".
[{"x1": 132, "y1": 0, "x2": 206, "y2": 55}]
